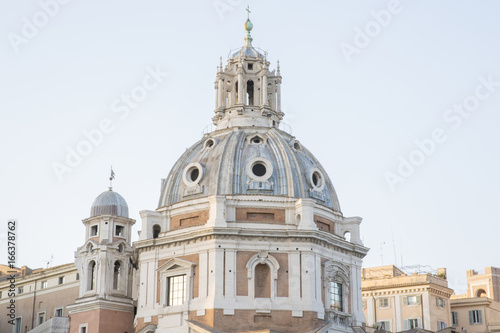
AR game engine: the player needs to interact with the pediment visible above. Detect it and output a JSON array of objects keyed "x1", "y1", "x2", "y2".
[{"x1": 157, "y1": 258, "x2": 196, "y2": 273}]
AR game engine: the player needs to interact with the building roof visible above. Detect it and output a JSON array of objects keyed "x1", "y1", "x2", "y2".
[{"x1": 90, "y1": 188, "x2": 129, "y2": 218}]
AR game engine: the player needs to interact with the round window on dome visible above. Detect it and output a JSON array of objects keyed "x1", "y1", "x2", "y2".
[
  {"x1": 246, "y1": 157, "x2": 273, "y2": 182},
  {"x1": 182, "y1": 162, "x2": 204, "y2": 187},
  {"x1": 252, "y1": 163, "x2": 266, "y2": 177},
  {"x1": 309, "y1": 168, "x2": 325, "y2": 191}
]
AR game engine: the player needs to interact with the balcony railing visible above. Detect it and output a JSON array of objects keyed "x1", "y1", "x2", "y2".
[{"x1": 326, "y1": 310, "x2": 353, "y2": 328}]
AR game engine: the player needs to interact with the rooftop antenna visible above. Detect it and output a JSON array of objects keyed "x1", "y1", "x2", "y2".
[
  {"x1": 400, "y1": 236, "x2": 404, "y2": 267},
  {"x1": 380, "y1": 242, "x2": 385, "y2": 265},
  {"x1": 109, "y1": 166, "x2": 115, "y2": 190},
  {"x1": 391, "y1": 226, "x2": 397, "y2": 266}
]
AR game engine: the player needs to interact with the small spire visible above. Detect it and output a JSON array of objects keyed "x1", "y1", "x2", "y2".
[
  {"x1": 219, "y1": 56, "x2": 223, "y2": 72},
  {"x1": 277, "y1": 60, "x2": 280, "y2": 75},
  {"x1": 243, "y1": 6, "x2": 253, "y2": 47},
  {"x1": 109, "y1": 166, "x2": 115, "y2": 190}
]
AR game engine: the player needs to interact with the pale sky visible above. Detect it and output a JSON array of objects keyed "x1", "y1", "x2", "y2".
[{"x1": 1, "y1": 0, "x2": 499, "y2": 294}]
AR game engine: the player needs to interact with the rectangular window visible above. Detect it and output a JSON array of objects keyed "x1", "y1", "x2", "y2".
[
  {"x1": 378, "y1": 298, "x2": 390, "y2": 308},
  {"x1": 436, "y1": 297, "x2": 446, "y2": 308},
  {"x1": 80, "y1": 327, "x2": 87, "y2": 333},
  {"x1": 404, "y1": 295, "x2": 421, "y2": 306},
  {"x1": 362, "y1": 299, "x2": 367, "y2": 309},
  {"x1": 452, "y1": 311, "x2": 459, "y2": 326},
  {"x1": 18, "y1": 286, "x2": 24, "y2": 294},
  {"x1": 377, "y1": 320, "x2": 391, "y2": 331},
  {"x1": 167, "y1": 275, "x2": 186, "y2": 306},
  {"x1": 0, "y1": 291, "x2": 2, "y2": 298},
  {"x1": 90, "y1": 225, "x2": 98, "y2": 236},
  {"x1": 40, "y1": 281, "x2": 47, "y2": 289},
  {"x1": 58, "y1": 276, "x2": 65, "y2": 285},
  {"x1": 248, "y1": 63, "x2": 253, "y2": 70},
  {"x1": 329, "y1": 282, "x2": 343, "y2": 312},
  {"x1": 469, "y1": 310, "x2": 482, "y2": 324},
  {"x1": 438, "y1": 321, "x2": 447, "y2": 330},
  {"x1": 55, "y1": 308, "x2": 63, "y2": 317},
  {"x1": 115, "y1": 225, "x2": 124, "y2": 237},
  {"x1": 407, "y1": 318, "x2": 419, "y2": 329},
  {"x1": 37, "y1": 312, "x2": 45, "y2": 326},
  {"x1": 14, "y1": 317, "x2": 22, "y2": 333}
]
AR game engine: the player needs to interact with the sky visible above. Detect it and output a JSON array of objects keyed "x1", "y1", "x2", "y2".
[{"x1": 1, "y1": 0, "x2": 499, "y2": 294}]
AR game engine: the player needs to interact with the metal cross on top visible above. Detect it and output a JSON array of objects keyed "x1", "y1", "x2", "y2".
[{"x1": 246, "y1": 5, "x2": 251, "y2": 19}]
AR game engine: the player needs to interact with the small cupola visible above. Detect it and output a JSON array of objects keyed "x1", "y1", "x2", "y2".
[{"x1": 90, "y1": 188, "x2": 129, "y2": 218}]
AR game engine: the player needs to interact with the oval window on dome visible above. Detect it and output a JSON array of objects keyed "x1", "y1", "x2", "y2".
[
  {"x1": 249, "y1": 135, "x2": 264, "y2": 145},
  {"x1": 182, "y1": 162, "x2": 204, "y2": 187},
  {"x1": 204, "y1": 138, "x2": 216, "y2": 149},
  {"x1": 246, "y1": 157, "x2": 273, "y2": 182},
  {"x1": 309, "y1": 168, "x2": 325, "y2": 191}
]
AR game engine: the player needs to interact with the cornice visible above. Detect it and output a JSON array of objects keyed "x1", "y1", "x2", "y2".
[{"x1": 134, "y1": 227, "x2": 368, "y2": 258}]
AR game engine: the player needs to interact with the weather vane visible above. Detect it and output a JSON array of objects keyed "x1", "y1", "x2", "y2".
[
  {"x1": 109, "y1": 166, "x2": 115, "y2": 189},
  {"x1": 246, "y1": 5, "x2": 251, "y2": 19}
]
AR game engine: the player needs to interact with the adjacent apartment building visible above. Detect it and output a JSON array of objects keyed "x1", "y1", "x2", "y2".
[
  {"x1": 362, "y1": 265, "x2": 454, "y2": 332},
  {"x1": 450, "y1": 267, "x2": 500, "y2": 333}
]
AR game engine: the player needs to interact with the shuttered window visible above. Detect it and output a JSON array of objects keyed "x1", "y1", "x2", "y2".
[{"x1": 469, "y1": 310, "x2": 482, "y2": 324}]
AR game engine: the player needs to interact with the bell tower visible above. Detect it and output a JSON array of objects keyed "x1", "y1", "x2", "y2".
[
  {"x1": 213, "y1": 12, "x2": 283, "y2": 129},
  {"x1": 68, "y1": 184, "x2": 135, "y2": 333}
]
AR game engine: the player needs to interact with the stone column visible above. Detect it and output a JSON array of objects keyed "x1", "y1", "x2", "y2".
[
  {"x1": 237, "y1": 71, "x2": 244, "y2": 105},
  {"x1": 262, "y1": 74, "x2": 268, "y2": 106},
  {"x1": 218, "y1": 78, "x2": 224, "y2": 109},
  {"x1": 276, "y1": 79, "x2": 281, "y2": 113}
]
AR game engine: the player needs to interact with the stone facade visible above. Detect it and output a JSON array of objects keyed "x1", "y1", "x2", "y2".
[
  {"x1": 450, "y1": 267, "x2": 500, "y2": 333},
  {"x1": 0, "y1": 16, "x2": 369, "y2": 333},
  {"x1": 361, "y1": 265, "x2": 454, "y2": 332},
  {"x1": 134, "y1": 16, "x2": 368, "y2": 333},
  {"x1": 0, "y1": 263, "x2": 78, "y2": 333}
]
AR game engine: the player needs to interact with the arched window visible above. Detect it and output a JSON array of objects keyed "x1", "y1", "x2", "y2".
[
  {"x1": 153, "y1": 225, "x2": 161, "y2": 239},
  {"x1": 254, "y1": 263, "x2": 271, "y2": 298},
  {"x1": 113, "y1": 261, "x2": 121, "y2": 290},
  {"x1": 246, "y1": 251, "x2": 280, "y2": 299},
  {"x1": 324, "y1": 261, "x2": 350, "y2": 314},
  {"x1": 87, "y1": 260, "x2": 96, "y2": 291},
  {"x1": 247, "y1": 80, "x2": 254, "y2": 105},
  {"x1": 477, "y1": 289, "x2": 487, "y2": 297}
]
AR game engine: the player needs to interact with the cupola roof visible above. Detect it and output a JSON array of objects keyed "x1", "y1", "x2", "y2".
[{"x1": 90, "y1": 188, "x2": 129, "y2": 218}]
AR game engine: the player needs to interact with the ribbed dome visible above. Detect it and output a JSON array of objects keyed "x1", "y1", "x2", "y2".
[
  {"x1": 158, "y1": 127, "x2": 341, "y2": 212},
  {"x1": 90, "y1": 189, "x2": 129, "y2": 218}
]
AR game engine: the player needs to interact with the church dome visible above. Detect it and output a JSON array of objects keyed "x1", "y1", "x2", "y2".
[
  {"x1": 91, "y1": 188, "x2": 129, "y2": 218},
  {"x1": 158, "y1": 17, "x2": 341, "y2": 214},
  {"x1": 158, "y1": 127, "x2": 341, "y2": 212}
]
